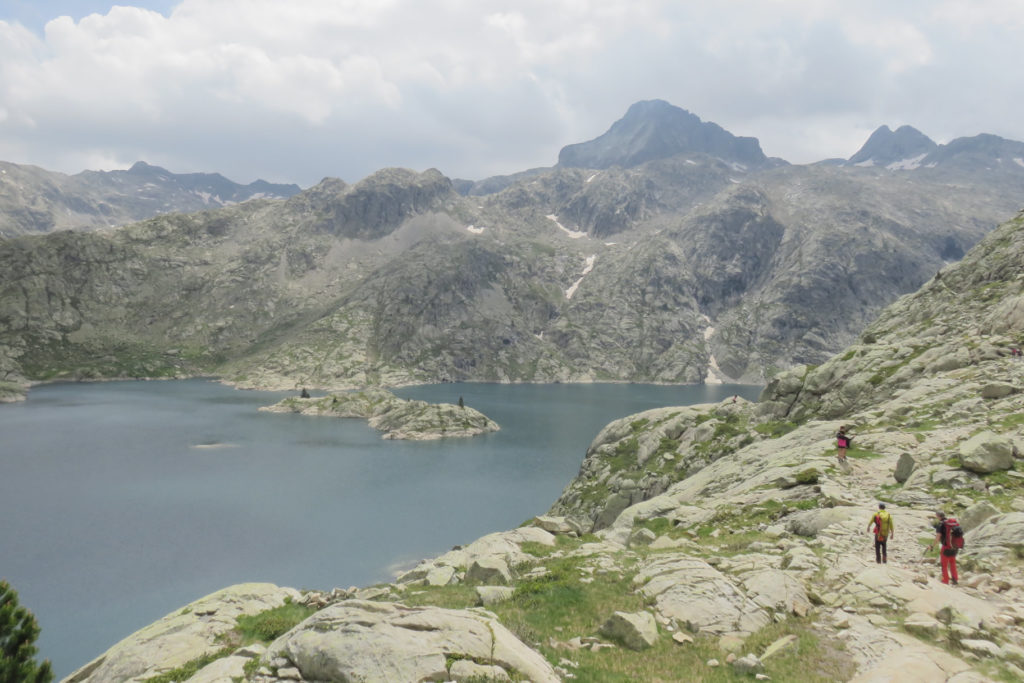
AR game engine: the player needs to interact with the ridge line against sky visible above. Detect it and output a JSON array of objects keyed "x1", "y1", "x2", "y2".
[{"x1": 1, "y1": 0, "x2": 1023, "y2": 187}]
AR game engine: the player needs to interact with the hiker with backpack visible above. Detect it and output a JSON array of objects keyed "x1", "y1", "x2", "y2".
[
  {"x1": 929, "y1": 511, "x2": 964, "y2": 585},
  {"x1": 867, "y1": 503, "x2": 894, "y2": 563},
  {"x1": 836, "y1": 425, "x2": 852, "y2": 465}
]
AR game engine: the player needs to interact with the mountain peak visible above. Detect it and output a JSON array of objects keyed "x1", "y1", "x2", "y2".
[
  {"x1": 557, "y1": 100, "x2": 768, "y2": 170},
  {"x1": 847, "y1": 125, "x2": 937, "y2": 167}
]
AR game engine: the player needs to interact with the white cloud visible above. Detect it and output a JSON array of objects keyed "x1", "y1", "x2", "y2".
[{"x1": 0, "y1": 0, "x2": 1021, "y2": 184}]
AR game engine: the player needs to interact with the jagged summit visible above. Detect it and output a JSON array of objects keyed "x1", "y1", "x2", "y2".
[
  {"x1": 557, "y1": 99, "x2": 768, "y2": 170},
  {"x1": 847, "y1": 125, "x2": 937, "y2": 168},
  {"x1": 847, "y1": 126, "x2": 1024, "y2": 175}
]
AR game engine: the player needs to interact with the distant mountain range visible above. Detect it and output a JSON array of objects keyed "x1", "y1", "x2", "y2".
[
  {"x1": 0, "y1": 160, "x2": 300, "y2": 237},
  {"x1": 2, "y1": 99, "x2": 1024, "y2": 399},
  {"x1": 842, "y1": 123, "x2": 1024, "y2": 175}
]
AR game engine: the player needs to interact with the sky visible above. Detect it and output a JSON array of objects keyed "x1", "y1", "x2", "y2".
[{"x1": 1, "y1": 0, "x2": 1023, "y2": 188}]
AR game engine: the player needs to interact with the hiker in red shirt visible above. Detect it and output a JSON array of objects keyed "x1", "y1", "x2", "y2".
[{"x1": 929, "y1": 511, "x2": 959, "y2": 585}]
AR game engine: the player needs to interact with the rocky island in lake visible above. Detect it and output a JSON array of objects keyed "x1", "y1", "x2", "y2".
[{"x1": 260, "y1": 388, "x2": 499, "y2": 440}]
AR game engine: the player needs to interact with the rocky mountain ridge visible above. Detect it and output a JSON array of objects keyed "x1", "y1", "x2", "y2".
[
  {"x1": 0, "y1": 160, "x2": 300, "y2": 237},
  {"x1": 2, "y1": 100, "x2": 1024, "y2": 400},
  {"x1": 843, "y1": 125, "x2": 1024, "y2": 182},
  {"x1": 62, "y1": 210, "x2": 1024, "y2": 682},
  {"x1": 0, "y1": 165, "x2": 1019, "y2": 401}
]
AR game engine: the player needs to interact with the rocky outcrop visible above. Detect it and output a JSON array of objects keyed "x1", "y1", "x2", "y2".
[
  {"x1": 62, "y1": 583, "x2": 300, "y2": 683},
  {"x1": 260, "y1": 388, "x2": 499, "y2": 439},
  {"x1": 284, "y1": 168, "x2": 454, "y2": 239},
  {"x1": 598, "y1": 610, "x2": 659, "y2": 650},
  {"x1": 260, "y1": 601, "x2": 560, "y2": 683}
]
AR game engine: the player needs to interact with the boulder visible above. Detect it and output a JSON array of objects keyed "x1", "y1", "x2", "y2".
[
  {"x1": 599, "y1": 611, "x2": 659, "y2": 651},
  {"x1": 426, "y1": 565, "x2": 458, "y2": 587},
  {"x1": 187, "y1": 654, "x2": 248, "y2": 683},
  {"x1": 628, "y1": 528, "x2": 657, "y2": 547},
  {"x1": 959, "y1": 501, "x2": 1000, "y2": 532},
  {"x1": 741, "y1": 569, "x2": 812, "y2": 617},
  {"x1": 466, "y1": 557, "x2": 512, "y2": 585},
  {"x1": 966, "y1": 512, "x2": 1024, "y2": 557},
  {"x1": 634, "y1": 557, "x2": 770, "y2": 636},
  {"x1": 959, "y1": 431, "x2": 1016, "y2": 473},
  {"x1": 732, "y1": 653, "x2": 764, "y2": 674},
  {"x1": 431, "y1": 527, "x2": 556, "y2": 571},
  {"x1": 894, "y1": 452, "x2": 916, "y2": 483},
  {"x1": 531, "y1": 515, "x2": 580, "y2": 535},
  {"x1": 476, "y1": 586, "x2": 515, "y2": 607},
  {"x1": 959, "y1": 639, "x2": 1004, "y2": 658},
  {"x1": 265, "y1": 601, "x2": 560, "y2": 683},
  {"x1": 785, "y1": 507, "x2": 858, "y2": 537},
  {"x1": 980, "y1": 383, "x2": 1016, "y2": 399}
]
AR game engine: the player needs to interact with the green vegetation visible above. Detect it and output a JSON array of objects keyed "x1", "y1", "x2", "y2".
[
  {"x1": 401, "y1": 585, "x2": 480, "y2": 610},
  {"x1": 867, "y1": 346, "x2": 927, "y2": 386},
  {"x1": 754, "y1": 419, "x2": 798, "y2": 438},
  {"x1": 17, "y1": 336, "x2": 197, "y2": 382},
  {"x1": 232, "y1": 601, "x2": 317, "y2": 643},
  {"x1": 794, "y1": 468, "x2": 821, "y2": 485},
  {"x1": 0, "y1": 580, "x2": 53, "y2": 683},
  {"x1": 846, "y1": 446, "x2": 886, "y2": 460},
  {"x1": 491, "y1": 555, "x2": 643, "y2": 649},
  {"x1": 141, "y1": 649, "x2": 231, "y2": 683}
]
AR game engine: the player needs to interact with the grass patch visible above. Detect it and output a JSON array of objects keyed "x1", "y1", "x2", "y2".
[
  {"x1": 745, "y1": 619, "x2": 856, "y2": 682},
  {"x1": 231, "y1": 601, "x2": 317, "y2": 644},
  {"x1": 400, "y1": 584, "x2": 480, "y2": 610},
  {"x1": 636, "y1": 517, "x2": 674, "y2": 536},
  {"x1": 504, "y1": 612, "x2": 854, "y2": 682},
  {"x1": 794, "y1": 468, "x2": 821, "y2": 485},
  {"x1": 491, "y1": 555, "x2": 643, "y2": 647},
  {"x1": 520, "y1": 535, "x2": 580, "y2": 558},
  {"x1": 846, "y1": 447, "x2": 886, "y2": 460},
  {"x1": 142, "y1": 648, "x2": 232, "y2": 683},
  {"x1": 754, "y1": 420, "x2": 798, "y2": 438}
]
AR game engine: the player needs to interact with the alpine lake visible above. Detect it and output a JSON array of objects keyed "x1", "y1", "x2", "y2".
[{"x1": 0, "y1": 378, "x2": 762, "y2": 677}]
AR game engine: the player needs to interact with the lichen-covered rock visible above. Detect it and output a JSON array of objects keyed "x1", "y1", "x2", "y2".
[
  {"x1": 634, "y1": 556, "x2": 770, "y2": 636},
  {"x1": 598, "y1": 611, "x2": 659, "y2": 651},
  {"x1": 958, "y1": 431, "x2": 1016, "y2": 473},
  {"x1": 959, "y1": 501, "x2": 1000, "y2": 532},
  {"x1": 894, "y1": 452, "x2": 916, "y2": 483},
  {"x1": 965, "y1": 512, "x2": 1024, "y2": 558},
  {"x1": 786, "y1": 508, "x2": 858, "y2": 537},
  {"x1": 741, "y1": 569, "x2": 812, "y2": 617},
  {"x1": 465, "y1": 557, "x2": 512, "y2": 585},
  {"x1": 263, "y1": 601, "x2": 559, "y2": 683}
]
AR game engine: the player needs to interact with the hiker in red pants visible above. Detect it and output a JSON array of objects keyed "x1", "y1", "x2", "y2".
[{"x1": 929, "y1": 511, "x2": 959, "y2": 585}]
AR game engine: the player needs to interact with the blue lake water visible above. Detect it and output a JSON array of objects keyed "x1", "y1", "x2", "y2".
[{"x1": 0, "y1": 379, "x2": 762, "y2": 677}]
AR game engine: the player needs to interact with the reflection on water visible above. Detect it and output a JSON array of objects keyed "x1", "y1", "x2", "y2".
[{"x1": 0, "y1": 379, "x2": 761, "y2": 677}]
